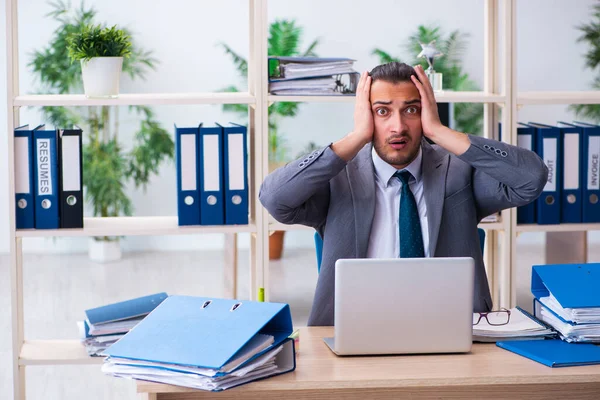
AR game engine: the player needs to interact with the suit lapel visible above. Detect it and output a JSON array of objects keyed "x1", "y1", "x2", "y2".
[
  {"x1": 347, "y1": 144, "x2": 376, "y2": 258},
  {"x1": 421, "y1": 140, "x2": 449, "y2": 257}
]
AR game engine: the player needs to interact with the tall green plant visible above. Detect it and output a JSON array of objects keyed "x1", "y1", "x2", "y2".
[
  {"x1": 219, "y1": 19, "x2": 319, "y2": 165},
  {"x1": 373, "y1": 25, "x2": 483, "y2": 136},
  {"x1": 29, "y1": 1, "x2": 173, "y2": 240},
  {"x1": 570, "y1": 2, "x2": 600, "y2": 121}
]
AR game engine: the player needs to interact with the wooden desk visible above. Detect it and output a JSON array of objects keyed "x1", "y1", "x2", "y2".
[{"x1": 138, "y1": 327, "x2": 600, "y2": 399}]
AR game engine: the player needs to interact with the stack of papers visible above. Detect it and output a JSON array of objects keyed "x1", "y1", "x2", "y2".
[
  {"x1": 473, "y1": 307, "x2": 555, "y2": 342},
  {"x1": 536, "y1": 296, "x2": 600, "y2": 343},
  {"x1": 101, "y1": 295, "x2": 297, "y2": 391},
  {"x1": 268, "y1": 57, "x2": 359, "y2": 96},
  {"x1": 77, "y1": 292, "x2": 168, "y2": 356}
]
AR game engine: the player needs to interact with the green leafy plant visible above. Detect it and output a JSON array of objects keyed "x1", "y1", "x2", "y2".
[
  {"x1": 570, "y1": 3, "x2": 600, "y2": 121},
  {"x1": 30, "y1": 1, "x2": 173, "y2": 241},
  {"x1": 66, "y1": 23, "x2": 132, "y2": 62},
  {"x1": 219, "y1": 19, "x2": 319, "y2": 166},
  {"x1": 373, "y1": 25, "x2": 483, "y2": 136}
]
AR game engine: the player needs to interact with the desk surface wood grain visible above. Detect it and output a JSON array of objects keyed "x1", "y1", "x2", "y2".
[{"x1": 137, "y1": 327, "x2": 600, "y2": 400}]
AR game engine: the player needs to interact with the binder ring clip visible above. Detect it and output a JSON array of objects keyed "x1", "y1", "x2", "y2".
[
  {"x1": 232, "y1": 195, "x2": 242, "y2": 205},
  {"x1": 230, "y1": 303, "x2": 242, "y2": 312},
  {"x1": 184, "y1": 196, "x2": 194, "y2": 206},
  {"x1": 41, "y1": 199, "x2": 52, "y2": 209},
  {"x1": 17, "y1": 199, "x2": 27, "y2": 209},
  {"x1": 67, "y1": 195, "x2": 77, "y2": 206},
  {"x1": 545, "y1": 195, "x2": 555, "y2": 205},
  {"x1": 567, "y1": 194, "x2": 576, "y2": 204},
  {"x1": 202, "y1": 300, "x2": 212, "y2": 309}
]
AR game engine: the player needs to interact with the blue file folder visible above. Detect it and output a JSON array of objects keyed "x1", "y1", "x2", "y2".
[
  {"x1": 85, "y1": 292, "x2": 168, "y2": 325},
  {"x1": 573, "y1": 121, "x2": 600, "y2": 223},
  {"x1": 14, "y1": 125, "x2": 37, "y2": 229},
  {"x1": 497, "y1": 339, "x2": 600, "y2": 367},
  {"x1": 175, "y1": 125, "x2": 201, "y2": 226},
  {"x1": 531, "y1": 263, "x2": 600, "y2": 309},
  {"x1": 33, "y1": 127, "x2": 60, "y2": 229},
  {"x1": 199, "y1": 125, "x2": 225, "y2": 225},
  {"x1": 103, "y1": 295, "x2": 294, "y2": 371},
  {"x1": 528, "y1": 123, "x2": 562, "y2": 224},
  {"x1": 516, "y1": 123, "x2": 537, "y2": 224},
  {"x1": 219, "y1": 123, "x2": 249, "y2": 225}
]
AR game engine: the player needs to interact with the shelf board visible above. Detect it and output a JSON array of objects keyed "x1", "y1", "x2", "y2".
[
  {"x1": 16, "y1": 216, "x2": 256, "y2": 237},
  {"x1": 20, "y1": 340, "x2": 103, "y2": 366},
  {"x1": 13, "y1": 92, "x2": 255, "y2": 107},
  {"x1": 270, "y1": 220, "x2": 504, "y2": 232},
  {"x1": 268, "y1": 92, "x2": 505, "y2": 104},
  {"x1": 518, "y1": 91, "x2": 600, "y2": 105},
  {"x1": 516, "y1": 223, "x2": 600, "y2": 233}
]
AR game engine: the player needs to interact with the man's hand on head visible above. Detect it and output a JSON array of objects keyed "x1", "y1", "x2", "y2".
[
  {"x1": 351, "y1": 71, "x2": 375, "y2": 146},
  {"x1": 410, "y1": 65, "x2": 443, "y2": 139}
]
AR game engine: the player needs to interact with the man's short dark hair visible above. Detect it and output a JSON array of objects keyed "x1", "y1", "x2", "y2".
[{"x1": 369, "y1": 62, "x2": 420, "y2": 84}]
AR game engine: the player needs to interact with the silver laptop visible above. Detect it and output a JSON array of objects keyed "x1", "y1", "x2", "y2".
[{"x1": 324, "y1": 257, "x2": 474, "y2": 355}]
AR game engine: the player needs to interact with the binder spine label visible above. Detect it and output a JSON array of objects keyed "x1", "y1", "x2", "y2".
[
  {"x1": 588, "y1": 136, "x2": 600, "y2": 190},
  {"x1": 543, "y1": 138, "x2": 557, "y2": 192},
  {"x1": 15, "y1": 137, "x2": 30, "y2": 193},
  {"x1": 37, "y1": 138, "x2": 53, "y2": 195},
  {"x1": 564, "y1": 134, "x2": 580, "y2": 190}
]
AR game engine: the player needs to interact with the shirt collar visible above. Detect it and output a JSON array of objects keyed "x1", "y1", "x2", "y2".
[{"x1": 371, "y1": 145, "x2": 423, "y2": 186}]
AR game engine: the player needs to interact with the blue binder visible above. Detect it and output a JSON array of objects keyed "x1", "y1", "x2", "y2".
[
  {"x1": 516, "y1": 123, "x2": 537, "y2": 224},
  {"x1": 14, "y1": 124, "x2": 38, "y2": 229},
  {"x1": 218, "y1": 123, "x2": 249, "y2": 225},
  {"x1": 531, "y1": 263, "x2": 600, "y2": 309},
  {"x1": 102, "y1": 296, "x2": 295, "y2": 372},
  {"x1": 33, "y1": 127, "x2": 60, "y2": 229},
  {"x1": 528, "y1": 123, "x2": 561, "y2": 224},
  {"x1": 85, "y1": 292, "x2": 168, "y2": 325},
  {"x1": 556, "y1": 122, "x2": 583, "y2": 223},
  {"x1": 497, "y1": 339, "x2": 600, "y2": 367},
  {"x1": 573, "y1": 121, "x2": 600, "y2": 223},
  {"x1": 175, "y1": 125, "x2": 201, "y2": 226},
  {"x1": 199, "y1": 124, "x2": 225, "y2": 225}
]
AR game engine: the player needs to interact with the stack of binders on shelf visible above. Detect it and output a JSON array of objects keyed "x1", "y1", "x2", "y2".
[
  {"x1": 268, "y1": 57, "x2": 359, "y2": 96},
  {"x1": 101, "y1": 296, "x2": 296, "y2": 391},
  {"x1": 514, "y1": 121, "x2": 600, "y2": 225},
  {"x1": 175, "y1": 123, "x2": 249, "y2": 226},
  {"x1": 531, "y1": 263, "x2": 600, "y2": 343},
  {"x1": 77, "y1": 292, "x2": 168, "y2": 356},
  {"x1": 14, "y1": 124, "x2": 84, "y2": 230}
]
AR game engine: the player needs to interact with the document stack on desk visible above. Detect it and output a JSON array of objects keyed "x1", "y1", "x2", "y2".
[
  {"x1": 532, "y1": 263, "x2": 600, "y2": 343},
  {"x1": 473, "y1": 307, "x2": 555, "y2": 342},
  {"x1": 77, "y1": 292, "x2": 168, "y2": 356},
  {"x1": 268, "y1": 56, "x2": 359, "y2": 95},
  {"x1": 101, "y1": 296, "x2": 296, "y2": 391}
]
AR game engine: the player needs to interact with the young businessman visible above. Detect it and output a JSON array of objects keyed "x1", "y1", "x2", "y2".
[{"x1": 260, "y1": 62, "x2": 548, "y2": 326}]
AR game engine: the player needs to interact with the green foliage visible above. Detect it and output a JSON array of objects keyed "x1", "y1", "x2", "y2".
[
  {"x1": 29, "y1": 1, "x2": 173, "y2": 233},
  {"x1": 372, "y1": 25, "x2": 483, "y2": 136},
  {"x1": 570, "y1": 3, "x2": 600, "y2": 121},
  {"x1": 67, "y1": 23, "x2": 132, "y2": 62},
  {"x1": 219, "y1": 19, "x2": 320, "y2": 163}
]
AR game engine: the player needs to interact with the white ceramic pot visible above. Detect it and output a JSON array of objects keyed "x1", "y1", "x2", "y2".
[
  {"x1": 88, "y1": 238, "x2": 122, "y2": 263},
  {"x1": 80, "y1": 57, "x2": 124, "y2": 98}
]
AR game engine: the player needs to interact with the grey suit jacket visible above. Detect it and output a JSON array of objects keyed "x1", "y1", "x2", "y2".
[{"x1": 259, "y1": 134, "x2": 548, "y2": 326}]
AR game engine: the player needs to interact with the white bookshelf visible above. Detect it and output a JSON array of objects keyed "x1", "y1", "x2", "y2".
[{"x1": 6, "y1": 0, "x2": 598, "y2": 399}]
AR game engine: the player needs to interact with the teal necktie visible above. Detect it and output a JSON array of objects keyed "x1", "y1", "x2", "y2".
[{"x1": 394, "y1": 171, "x2": 425, "y2": 258}]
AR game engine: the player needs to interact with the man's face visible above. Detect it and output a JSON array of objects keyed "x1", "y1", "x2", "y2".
[{"x1": 370, "y1": 80, "x2": 423, "y2": 169}]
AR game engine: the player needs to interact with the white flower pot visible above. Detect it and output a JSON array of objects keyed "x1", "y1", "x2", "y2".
[
  {"x1": 80, "y1": 57, "x2": 124, "y2": 98},
  {"x1": 88, "y1": 238, "x2": 122, "y2": 263}
]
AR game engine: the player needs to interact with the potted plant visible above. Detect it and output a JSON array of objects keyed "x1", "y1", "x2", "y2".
[
  {"x1": 219, "y1": 19, "x2": 319, "y2": 260},
  {"x1": 30, "y1": 2, "x2": 173, "y2": 262},
  {"x1": 67, "y1": 23, "x2": 132, "y2": 98}
]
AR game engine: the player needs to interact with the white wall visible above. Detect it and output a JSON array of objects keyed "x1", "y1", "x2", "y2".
[{"x1": 0, "y1": 0, "x2": 598, "y2": 254}]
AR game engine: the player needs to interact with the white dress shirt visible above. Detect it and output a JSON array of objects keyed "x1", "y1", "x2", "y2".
[{"x1": 366, "y1": 147, "x2": 430, "y2": 258}]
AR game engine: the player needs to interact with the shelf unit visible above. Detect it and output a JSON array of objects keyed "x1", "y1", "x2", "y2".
[{"x1": 6, "y1": 1, "x2": 597, "y2": 399}]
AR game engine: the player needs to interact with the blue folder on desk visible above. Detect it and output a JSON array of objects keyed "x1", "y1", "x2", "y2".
[
  {"x1": 102, "y1": 296, "x2": 296, "y2": 375},
  {"x1": 497, "y1": 339, "x2": 600, "y2": 367},
  {"x1": 531, "y1": 263, "x2": 600, "y2": 309},
  {"x1": 85, "y1": 292, "x2": 168, "y2": 325}
]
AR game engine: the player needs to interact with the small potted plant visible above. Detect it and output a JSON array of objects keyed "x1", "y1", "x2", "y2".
[{"x1": 67, "y1": 24, "x2": 132, "y2": 98}]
